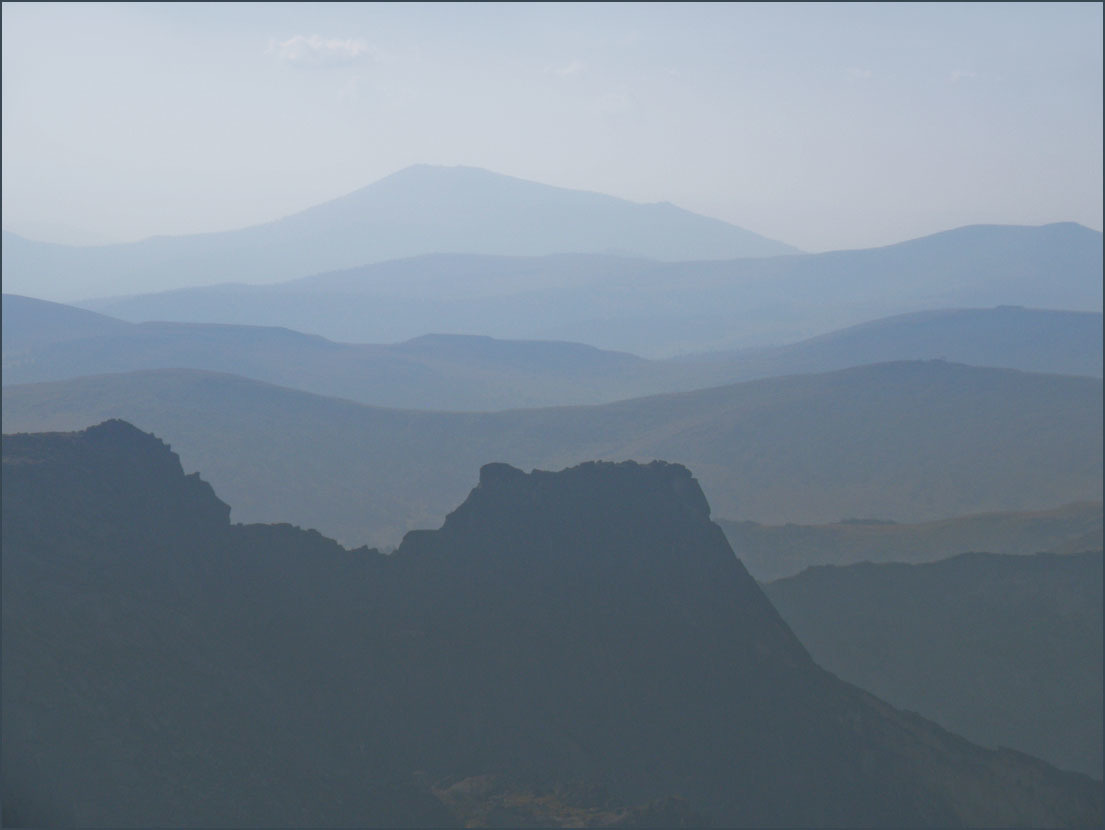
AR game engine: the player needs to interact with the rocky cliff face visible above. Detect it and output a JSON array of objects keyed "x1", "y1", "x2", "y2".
[
  {"x1": 3, "y1": 418, "x2": 229, "y2": 548},
  {"x1": 3, "y1": 422, "x2": 1101, "y2": 827}
]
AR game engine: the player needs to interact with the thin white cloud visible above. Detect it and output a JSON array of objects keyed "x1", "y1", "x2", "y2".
[
  {"x1": 847, "y1": 67, "x2": 873, "y2": 80},
  {"x1": 949, "y1": 68, "x2": 977, "y2": 83},
  {"x1": 268, "y1": 35, "x2": 373, "y2": 68}
]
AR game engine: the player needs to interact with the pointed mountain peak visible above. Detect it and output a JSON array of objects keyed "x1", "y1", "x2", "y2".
[{"x1": 3, "y1": 166, "x2": 799, "y2": 300}]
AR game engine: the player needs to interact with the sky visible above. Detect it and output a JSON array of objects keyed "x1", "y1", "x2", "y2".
[{"x1": 2, "y1": 2, "x2": 1102, "y2": 252}]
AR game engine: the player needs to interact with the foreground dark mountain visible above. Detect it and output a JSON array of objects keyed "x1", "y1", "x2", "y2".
[
  {"x1": 5, "y1": 296, "x2": 1101, "y2": 411},
  {"x1": 4, "y1": 421, "x2": 1100, "y2": 826},
  {"x1": 75, "y1": 222, "x2": 1103, "y2": 354},
  {"x1": 721, "y1": 501, "x2": 1103, "y2": 582},
  {"x1": 3, "y1": 361, "x2": 1100, "y2": 549},
  {"x1": 1, "y1": 165, "x2": 796, "y2": 301},
  {"x1": 765, "y1": 552, "x2": 1104, "y2": 778}
]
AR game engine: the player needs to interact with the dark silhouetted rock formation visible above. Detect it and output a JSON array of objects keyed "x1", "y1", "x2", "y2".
[{"x1": 3, "y1": 422, "x2": 1101, "y2": 826}]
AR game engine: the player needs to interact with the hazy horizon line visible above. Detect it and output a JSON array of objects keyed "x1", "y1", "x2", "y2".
[{"x1": 2, "y1": 162, "x2": 1101, "y2": 252}]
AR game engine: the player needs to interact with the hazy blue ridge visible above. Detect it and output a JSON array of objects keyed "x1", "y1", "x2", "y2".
[
  {"x1": 62, "y1": 221, "x2": 1102, "y2": 355},
  {"x1": 721, "y1": 500, "x2": 1103, "y2": 582},
  {"x1": 4, "y1": 295, "x2": 1101, "y2": 410},
  {"x1": 0, "y1": 165, "x2": 798, "y2": 301}
]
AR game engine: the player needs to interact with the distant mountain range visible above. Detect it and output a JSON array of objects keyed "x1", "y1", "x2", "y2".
[
  {"x1": 765, "y1": 551, "x2": 1104, "y2": 779},
  {"x1": 66, "y1": 222, "x2": 1104, "y2": 355},
  {"x1": 687, "y1": 305, "x2": 1103, "y2": 379},
  {"x1": 4, "y1": 361, "x2": 1100, "y2": 548},
  {"x1": 5, "y1": 296, "x2": 1100, "y2": 411},
  {"x1": 0, "y1": 165, "x2": 798, "y2": 301},
  {"x1": 721, "y1": 501, "x2": 1103, "y2": 582},
  {"x1": 4, "y1": 421, "x2": 1100, "y2": 826}
]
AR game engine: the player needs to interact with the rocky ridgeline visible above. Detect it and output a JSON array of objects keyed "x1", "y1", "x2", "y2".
[{"x1": 3, "y1": 421, "x2": 1101, "y2": 827}]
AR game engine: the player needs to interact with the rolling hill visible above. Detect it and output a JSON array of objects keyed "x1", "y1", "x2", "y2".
[
  {"x1": 2, "y1": 295, "x2": 656, "y2": 411},
  {"x1": 720, "y1": 501, "x2": 1104, "y2": 582},
  {"x1": 5, "y1": 295, "x2": 1100, "y2": 412},
  {"x1": 765, "y1": 551, "x2": 1104, "y2": 778},
  {"x1": 682, "y1": 306, "x2": 1104, "y2": 380},
  {"x1": 73, "y1": 222, "x2": 1103, "y2": 355},
  {"x1": 4, "y1": 361, "x2": 1100, "y2": 549}
]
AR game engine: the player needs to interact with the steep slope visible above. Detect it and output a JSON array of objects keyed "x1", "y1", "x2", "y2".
[
  {"x1": 3, "y1": 361, "x2": 1100, "y2": 548},
  {"x1": 0, "y1": 421, "x2": 452, "y2": 827},
  {"x1": 75, "y1": 222, "x2": 1103, "y2": 354},
  {"x1": 6, "y1": 296, "x2": 1102, "y2": 412},
  {"x1": 3, "y1": 422, "x2": 1100, "y2": 826},
  {"x1": 0, "y1": 166, "x2": 796, "y2": 301},
  {"x1": 720, "y1": 501, "x2": 1104, "y2": 582},
  {"x1": 764, "y1": 552, "x2": 1104, "y2": 778}
]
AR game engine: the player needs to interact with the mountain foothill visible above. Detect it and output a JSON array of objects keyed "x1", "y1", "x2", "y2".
[
  {"x1": 763, "y1": 550, "x2": 1103, "y2": 780},
  {"x1": 2, "y1": 165, "x2": 1102, "y2": 827}
]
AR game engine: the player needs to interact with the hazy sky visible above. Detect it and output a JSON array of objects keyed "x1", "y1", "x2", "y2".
[{"x1": 2, "y1": 2, "x2": 1101, "y2": 252}]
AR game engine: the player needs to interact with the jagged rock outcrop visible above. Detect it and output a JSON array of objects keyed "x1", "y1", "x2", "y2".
[
  {"x1": 3, "y1": 418, "x2": 228, "y2": 545},
  {"x1": 3, "y1": 423, "x2": 1101, "y2": 827}
]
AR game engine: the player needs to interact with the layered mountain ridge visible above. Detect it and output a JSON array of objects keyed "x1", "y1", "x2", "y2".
[
  {"x1": 3, "y1": 421, "x2": 1101, "y2": 826},
  {"x1": 4, "y1": 360, "x2": 1099, "y2": 548},
  {"x1": 5, "y1": 296, "x2": 1101, "y2": 412},
  {"x1": 68, "y1": 221, "x2": 1103, "y2": 354},
  {"x1": 0, "y1": 165, "x2": 797, "y2": 301},
  {"x1": 721, "y1": 501, "x2": 1103, "y2": 582}
]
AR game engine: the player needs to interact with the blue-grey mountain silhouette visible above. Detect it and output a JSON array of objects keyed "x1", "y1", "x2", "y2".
[
  {"x1": 4, "y1": 295, "x2": 1101, "y2": 410},
  {"x1": 3, "y1": 421, "x2": 1101, "y2": 826},
  {"x1": 0, "y1": 165, "x2": 797, "y2": 301},
  {"x1": 69, "y1": 222, "x2": 1103, "y2": 354}
]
